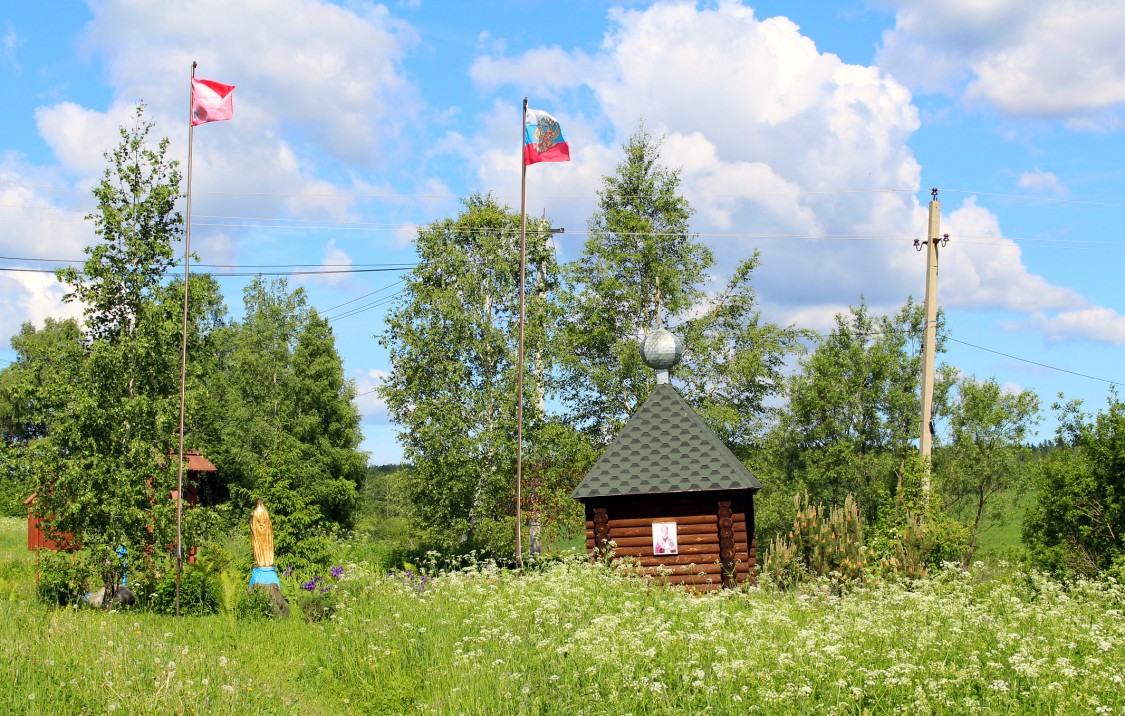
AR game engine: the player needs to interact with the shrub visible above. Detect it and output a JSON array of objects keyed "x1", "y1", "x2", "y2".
[
  {"x1": 1024, "y1": 398, "x2": 1125, "y2": 575},
  {"x1": 37, "y1": 551, "x2": 96, "y2": 606},
  {"x1": 295, "y1": 588, "x2": 336, "y2": 622},
  {"x1": 869, "y1": 457, "x2": 971, "y2": 577},
  {"x1": 762, "y1": 533, "x2": 802, "y2": 590},
  {"x1": 766, "y1": 493, "x2": 868, "y2": 589},
  {"x1": 145, "y1": 567, "x2": 222, "y2": 616},
  {"x1": 233, "y1": 585, "x2": 284, "y2": 621}
]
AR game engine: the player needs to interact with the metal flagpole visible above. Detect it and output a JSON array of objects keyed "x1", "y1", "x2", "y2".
[
  {"x1": 516, "y1": 97, "x2": 529, "y2": 568},
  {"x1": 175, "y1": 61, "x2": 197, "y2": 617}
]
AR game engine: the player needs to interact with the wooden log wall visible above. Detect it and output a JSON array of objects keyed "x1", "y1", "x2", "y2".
[{"x1": 583, "y1": 490, "x2": 757, "y2": 588}]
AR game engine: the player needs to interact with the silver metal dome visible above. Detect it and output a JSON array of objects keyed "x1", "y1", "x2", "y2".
[{"x1": 640, "y1": 328, "x2": 683, "y2": 384}]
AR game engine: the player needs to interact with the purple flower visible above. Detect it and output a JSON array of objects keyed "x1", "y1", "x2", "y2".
[
  {"x1": 301, "y1": 576, "x2": 320, "y2": 591},
  {"x1": 319, "y1": 585, "x2": 333, "y2": 593},
  {"x1": 282, "y1": 565, "x2": 295, "y2": 577},
  {"x1": 330, "y1": 566, "x2": 344, "y2": 579}
]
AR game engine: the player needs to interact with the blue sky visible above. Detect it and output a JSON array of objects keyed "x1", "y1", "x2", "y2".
[{"x1": 3, "y1": 0, "x2": 1125, "y2": 463}]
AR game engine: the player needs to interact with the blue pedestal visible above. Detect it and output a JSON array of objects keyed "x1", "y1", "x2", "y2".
[{"x1": 249, "y1": 566, "x2": 280, "y2": 588}]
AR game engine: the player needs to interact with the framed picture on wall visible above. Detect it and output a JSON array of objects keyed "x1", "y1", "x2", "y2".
[{"x1": 652, "y1": 521, "x2": 678, "y2": 555}]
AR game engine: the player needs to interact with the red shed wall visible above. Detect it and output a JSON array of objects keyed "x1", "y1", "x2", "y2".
[{"x1": 27, "y1": 513, "x2": 76, "y2": 551}]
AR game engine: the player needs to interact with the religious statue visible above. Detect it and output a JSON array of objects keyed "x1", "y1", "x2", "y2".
[{"x1": 248, "y1": 499, "x2": 288, "y2": 616}]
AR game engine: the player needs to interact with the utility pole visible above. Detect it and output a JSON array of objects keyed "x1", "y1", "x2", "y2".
[{"x1": 916, "y1": 188, "x2": 948, "y2": 499}]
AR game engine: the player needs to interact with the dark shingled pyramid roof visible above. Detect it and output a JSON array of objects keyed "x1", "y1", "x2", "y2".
[{"x1": 571, "y1": 383, "x2": 762, "y2": 500}]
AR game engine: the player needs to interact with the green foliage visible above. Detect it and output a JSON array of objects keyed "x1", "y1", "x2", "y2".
[
  {"x1": 0, "y1": 112, "x2": 363, "y2": 606},
  {"x1": 872, "y1": 457, "x2": 970, "y2": 577},
  {"x1": 0, "y1": 462, "x2": 27, "y2": 517},
  {"x1": 556, "y1": 124, "x2": 707, "y2": 437},
  {"x1": 36, "y1": 551, "x2": 96, "y2": 606},
  {"x1": 523, "y1": 420, "x2": 596, "y2": 552},
  {"x1": 11, "y1": 107, "x2": 230, "y2": 578},
  {"x1": 676, "y1": 255, "x2": 809, "y2": 455},
  {"x1": 940, "y1": 375, "x2": 1039, "y2": 563},
  {"x1": 282, "y1": 532, "x2": 342, "y2": 573},
  {"x1": 1024, "y1": 395, "x2": 1125, "y2": 575},
  {"x1": 56, "y1": 104, "x2": 182, "y2": 343},
  {"x1": 4, "y1": 516, "x2": 1125, "y2": 716},
  {"x1": 379, "y1": 194, "x2": 559, "y2": 549},
  {"x1": 210, "y1": 278, "x2": 366, "y2": 561},
  {"x1": 774, "y1": 299, "x2": 952, "y2": 521},
  {"x1": 764, "y1": 493, "x2": 867, "y2": 589},
  {"x1": 358, "y1": 464, "x2": 415, "y2": 549},
  {"x1": 557, "y1": 125, "x2": 801, "y2": 452},
  {"x1": 145, "y1": 566, "x2": 221, "y2": 616},
  {"x1": 0, "y1": 318, "x2": 85, "y2": 449},
  {"x1": 295, "y1": 588, "x2": 337, "y2": 623},
  {"x1": 379, "y1": 127, "x2": 799, "y2": 562},
  {"x1": 233, "y1": 585, "x2": 284, "y2": 621},
  {"x1": 793, "y1": 493, "x2": 867, "y2": 580},
  {"x1": 762, "y1": 533, "x2": 802, "y2": 589}
]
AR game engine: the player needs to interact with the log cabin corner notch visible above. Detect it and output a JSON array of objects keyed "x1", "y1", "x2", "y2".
[{"x1": 570, "y1": 328, "x2": 762, "y2": 590}]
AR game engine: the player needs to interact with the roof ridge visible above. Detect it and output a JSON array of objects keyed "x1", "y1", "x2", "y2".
[{"x1": 572, "y1": 383, "x2": 761, "y2": 500}]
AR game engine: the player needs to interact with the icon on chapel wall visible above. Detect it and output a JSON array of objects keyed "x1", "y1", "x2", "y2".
[{"x1": 652, "y1": 521, "x2": 678, "y2": 555}]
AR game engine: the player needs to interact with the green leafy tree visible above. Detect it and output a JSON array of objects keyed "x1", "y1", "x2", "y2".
[
  {"x1": 0, "y1": 318, "x2": 86, "y2": 445},
  {"x1": 774, "y1": 299, "x2": 952, "y2": 522},
  {"x1": 941, "y1": 376, "x2": 1039, "y2": 563},
  {"x1": 557, "y1": 125, "x2": 801, "y2": 452},
  {"x1": 7, "y1": 107, "x2": 365, "y2": 579},
  {"x1": 556, "y1": 125, "x2": 708, "y2": 440},
  {"x1": 26, "y1": 106, "x2": 193, "y2": 598},
  {"x1": 378, "y1": 194, "x2": 558, "y2": 552},
  {"x1": 1024, "y1": 395, "x2": 1125, "y2": 575},
  {"x1": 211, "y1": 278, "x2": 365, "y2": 562},
  {"x1": 675, "y1": 255, "x2": 809, "y2": 456},
  {"x1": 57, "y1": 105, "x2": 182, "y2": 343},
  {"x1": 0, "y1": 319, "x2": 86, "y2": 514}
]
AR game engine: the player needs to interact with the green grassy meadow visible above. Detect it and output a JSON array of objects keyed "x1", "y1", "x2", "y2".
[{"x1": 2, "y1": 517, "x2": 1124, "y2": 715}]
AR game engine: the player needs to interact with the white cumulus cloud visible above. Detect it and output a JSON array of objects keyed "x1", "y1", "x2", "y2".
[
  {"x1": 1017, "y1": 169, "x2": 1067, "y2": 196},
  {"x1": 878, "y1": 0, "x2": 1125, "y2": 120},
  {"x1": 465, "y1": 1, "x2": 1086, "y2": 332},
  {"x1": 1019, "y1": 307, "x2": 1125, "y2": 345}
]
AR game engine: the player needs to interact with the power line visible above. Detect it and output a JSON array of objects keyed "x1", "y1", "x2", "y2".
[
  {"x1": 945, "y1": 336, "x2": 1120, "y2": 386},
  {"x1": 0, "y1": 265, "x2": 413, "y2": 277},
  {"x1": 785, "y1": 319, "x2": 1120, "y2": 387},
  {"x1": 2, "y1": 184, "x2": 916, "y2": 201},
  {"x1": 940, "y1": 188, "x2": 1125, "y2": 209},
  {"x1": 320, "y1": 280, "x2": 405, "y2": 315},
  {"x1": 325, "y1": 291, "x2": 405, "y2": 323},
  {"x1": 0, "y1": 253, "x2": 413, "y2": 269},
  {"x1": 10, "y1": 206, "x2": 1125, "y2": 251}
]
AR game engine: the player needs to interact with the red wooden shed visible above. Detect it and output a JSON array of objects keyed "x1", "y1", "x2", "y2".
[
  {"x1": 26, "y1": 450, "x2": 219, "y2": 553},
  {"x1": 24, "y1": 492, "x2": 77, "y2": 552}
]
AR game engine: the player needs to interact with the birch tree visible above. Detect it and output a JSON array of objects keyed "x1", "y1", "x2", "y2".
[{"x1": 378, "y1": 194, "x2": 559, "y2": 551}]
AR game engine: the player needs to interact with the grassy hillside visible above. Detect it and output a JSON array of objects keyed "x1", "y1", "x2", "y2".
[{"x1": 1, "y1": 510, "x2": 1122, "y2": 715}]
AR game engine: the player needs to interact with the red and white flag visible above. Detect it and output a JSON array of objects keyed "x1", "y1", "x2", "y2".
[{"x1": 191, "y1": 77, "x2": 235, "y2": 126}]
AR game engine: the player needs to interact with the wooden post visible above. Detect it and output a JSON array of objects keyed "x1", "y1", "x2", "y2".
[
  {"x1": 593, "y1": 507, "x2": 610, "y2": 560},
  {"x1": 918, "y1": 189, "x2": 942, "y2": 499},
  {"x1": 747, "y1": 496, "x2": 757, "y2": 585},
  {"x1": 717, "y1": 501, "x2": 736, "y2": 589}
]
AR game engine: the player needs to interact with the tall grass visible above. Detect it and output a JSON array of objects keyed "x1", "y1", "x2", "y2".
[{"x1": 1, "y1": 518, "x2": 1123, "y2": 714}]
